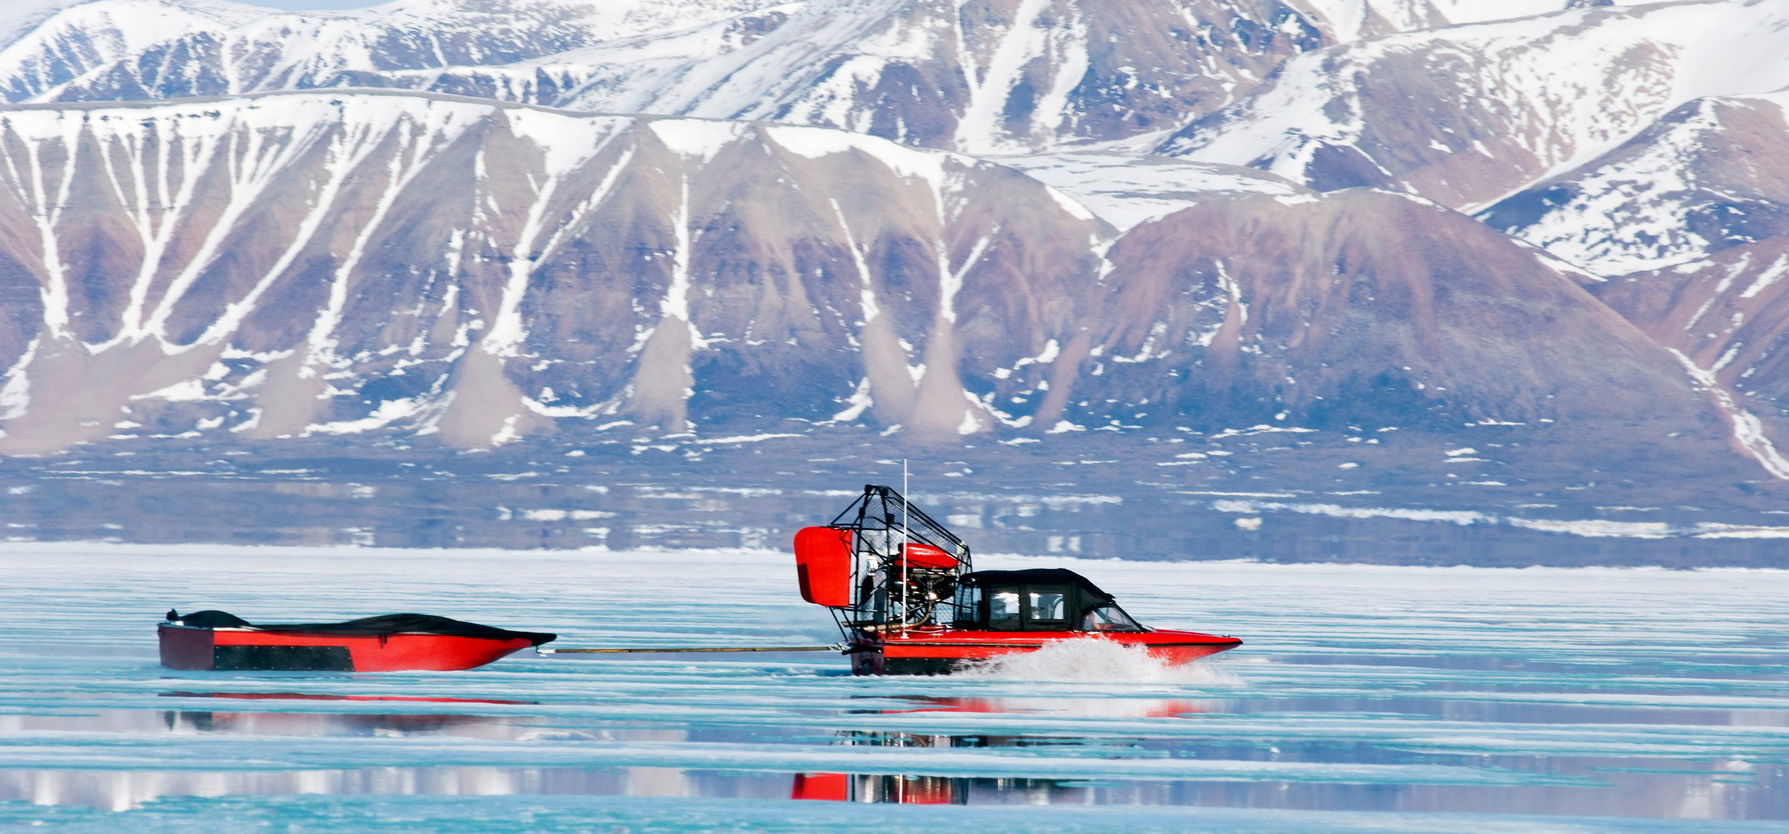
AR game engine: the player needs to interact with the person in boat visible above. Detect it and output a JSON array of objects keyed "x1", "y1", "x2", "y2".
[{"x1": 1082, "y1": 603, "x2": 1146, "y2": 632}]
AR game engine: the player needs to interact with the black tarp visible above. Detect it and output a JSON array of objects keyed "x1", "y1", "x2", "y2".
[
  {"x1": 165, "y1": 610, "x2": 556, "y2": 645},
  {"x1": 959, "y1": 569, "x2": 1115, "y2": 601},
  {"x1": 172, "y1": 610, "x2": 252, "y2": 628}
]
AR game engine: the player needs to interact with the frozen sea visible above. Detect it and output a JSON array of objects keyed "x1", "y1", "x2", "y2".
[{"x1": 0, "y1": 544, "x2": 1785, "y2": 832}]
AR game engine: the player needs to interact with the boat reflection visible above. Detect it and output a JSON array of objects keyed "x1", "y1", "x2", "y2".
[
  {"x1": 161, "y1": 691, "x2": 534, "y2": 706},
  {"x1": 797, "y1": 695, "x2": 1213, "y2": 805},
  {"x1": 881, "y1": 694, "x2": 1210, "y2": 718},
  {"x1": 4, "y1": 693, "x2": 559, "y2": 812},
  {"x1": 159, "y1": 691, "x2": 534, "y2": 737},
  {"x1": 794, "y1": 768, "x2": 961, "y2": 804},
  {"x1": 791, "y1": 730, "x2": 1125, "y2": 806}
]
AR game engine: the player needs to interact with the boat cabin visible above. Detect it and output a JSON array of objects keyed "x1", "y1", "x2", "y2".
[{"x1": 951, "y1": 568, "x2": 1146, "y2": 632}]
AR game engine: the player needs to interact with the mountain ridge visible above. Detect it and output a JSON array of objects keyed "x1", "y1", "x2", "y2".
[{"x1": 0, "y1": 0, "x2": 1785, "y2": 521}]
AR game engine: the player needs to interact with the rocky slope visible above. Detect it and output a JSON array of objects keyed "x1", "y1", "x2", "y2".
[
  {"x1": 0, "y1": 0, "x2": 1657, "y2": 155},
  {"x1": 0, "y1": 91, "x2": 1753, "y2": 488},
  {"x1": 1088, "y1": 189, "x2": 1718, "y2": 433},
  {"x1": 1480, "y1": 87, "x2": 1789, "y2": 476},
  {"x1": 0, "y1": 92, "x2": 1107, "y2": 453},
  {"x1": 0, "y1": 0, "x2": 1784, "y2": 520},
  {"x1": 1483, "y1": 90, "x2": 1789, "y2": 276},
  {"x1": 1160, "y1": 0, "x2": 1789, "y2": 211},
  {"x1": 1596, "y1": 238, "x2": 1789, "y2": 479},
  {"x1": 0, "y1": 0, "x2": 1327, "y2": 154}
]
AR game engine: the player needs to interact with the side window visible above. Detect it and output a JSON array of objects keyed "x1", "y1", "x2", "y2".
[
  {"x1": 988, "y1": 591, "x2": 1022, "y2": 629},
  {"x1": 952, "y1": 584, "x2": 982, "y2": 627},
  {"x1": 1026, "y1": 591, "x2": 1067, "y2": 626}
]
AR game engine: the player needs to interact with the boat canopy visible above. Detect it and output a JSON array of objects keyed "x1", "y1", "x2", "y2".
[{"x1": 955, "y1": 569, "x2": 1138, "y2": 632}]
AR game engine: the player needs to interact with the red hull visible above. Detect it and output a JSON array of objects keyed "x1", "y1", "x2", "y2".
[
  {"x1": 158, "y1": 624, "x2": 537, "y2": 672},
  {"x1": 850, "y1": 628, "x2": 1241, "y2": 675}
]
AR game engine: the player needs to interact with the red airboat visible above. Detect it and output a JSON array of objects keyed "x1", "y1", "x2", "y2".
[{"x1": 794, "y1": 485, "x2": 1241, "y2": 675}]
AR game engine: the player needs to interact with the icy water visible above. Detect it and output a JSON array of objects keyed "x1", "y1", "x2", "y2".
[{"x1": 0, "y1": 544, "x2": 1785, "y2": 832}]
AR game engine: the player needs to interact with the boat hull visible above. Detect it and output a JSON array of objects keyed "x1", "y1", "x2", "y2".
[
  {"x1": 848, "y1": 629, "x2": 1241, "y2": 675},
  {"x1": 158, "y1": 624, "x2": 538, "y2": 672}
]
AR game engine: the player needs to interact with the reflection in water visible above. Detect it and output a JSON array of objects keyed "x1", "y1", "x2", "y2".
[
  {"x1": 158, "y1": 691, "x2": 537, "y2": 737},
  {"x1": 15, "y1": 766, "x2": 603, "y2": 813},
  {"x1": 162, "y1": 691, "x2": 535, "y2": 705},
  {"x1": 163, "y1": 708, "x2": 504, "y2": 736},
  {"x1": 787, "y1": 710, "x2": 1789, "y2": 818},
  {"x1": 3, "y1": 688, "x2": 1786, "y2": 819},
  {"x1": 881, "y1": 694, "x2": 1211, "y2": 718},
  {"x1": 793, "y1": 730, "x2": 1129, "y2": 806},
  {"x1": 159, "y1": 694, "x2": 529, "y2": 740},
  {"x1": 0, "y1": 692, "x2": 805, "y2": 812},
  {"x1": 0, "y1": 707, "x2": 711, "y2": 811},
  {"x1": 800, "y1": 695, "x2": 1218, "y2": 806},
  {"x1": 2, "y1": 693, "x2": 565, "y2": 812}
]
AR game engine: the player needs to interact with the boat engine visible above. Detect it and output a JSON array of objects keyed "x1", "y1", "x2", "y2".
[{"x1": 792, "y1": 485, "x2": 971, "y2": 634}]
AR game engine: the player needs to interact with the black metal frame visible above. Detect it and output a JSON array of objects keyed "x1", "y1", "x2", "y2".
[{"x1": 822, "y1": 484, "x2": 973, "y2": 637}]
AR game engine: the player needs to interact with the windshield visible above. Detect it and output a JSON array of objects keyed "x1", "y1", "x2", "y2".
[{"x1": 1080, "y1": 603, "x2": 1145, "y2": 632}]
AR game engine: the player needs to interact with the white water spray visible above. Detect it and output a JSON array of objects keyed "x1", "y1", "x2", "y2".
[{"x1": 954, "y1": 637, "x2": 1243, "y2": 685}]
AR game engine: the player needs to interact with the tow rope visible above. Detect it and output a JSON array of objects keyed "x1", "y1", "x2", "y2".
[{"x1": 539, "y1": 645, "x2": 842, "y2": 655}]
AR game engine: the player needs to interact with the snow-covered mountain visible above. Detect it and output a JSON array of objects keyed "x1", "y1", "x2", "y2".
[
  {"x1": 1475, "y1": 82, "x2": 1789, "y2": 482},
  {"x1": 0, "y1": 0, "x2": 1785, "y2": 501},
  {"x1": 0, "y1": 0, "x2": 789, "y2": 103},
  {"x1": 1161, "y1": 0, "x2": 1789, "y2": 211},
  {"x1": 1088, "y1": 188, "x2": 1708, "y2": 432},
  {"x1": 0, "y1": 0, "x2": 1655, "y2": 155},
  {"x1": 0, "y1": 91, "x2": 1742, "y2": 470},
  {"x1": 1145, "y1": 0, "x2": 1789, "y2": 487},
  {"x1": 0, "y1": 92, "x2": 1111, "y2": 453},
  {"x1": 0, "y1": 0, "x2": 1324, "y2": 154},
  {"x1": 1483, "y1": 90, "x2": 1789, "y2": 276}
]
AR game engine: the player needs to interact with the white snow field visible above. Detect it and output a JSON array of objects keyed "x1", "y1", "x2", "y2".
[{"x1": 0, "y1": 543, "x2": 1785, "y2": 831}]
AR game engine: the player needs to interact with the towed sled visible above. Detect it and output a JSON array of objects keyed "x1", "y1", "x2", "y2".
[
  {"x1": 794, "y1": 485, "x2": 1240, "y2": 675},
  {"x1": 159, "y1": 610, "x2": 556, "y2": 672}
]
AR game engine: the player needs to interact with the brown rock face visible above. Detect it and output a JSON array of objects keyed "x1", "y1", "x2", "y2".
[
  {"x1": 0, "y1": 92, "x2": 1107, "y2": 452},
  {"x1": 1083, "y1": 190, "x2": 1720, "y2": 434},
  {"x1": 1597, "y1": 238, "x2": 1789, "y2": 477},
  {"x1": 1478, "y1": 87, "x2": 1789, "y2": 477},
  {"x1": 0, "y1": 87, "x2": 1765, "y2": 489}
]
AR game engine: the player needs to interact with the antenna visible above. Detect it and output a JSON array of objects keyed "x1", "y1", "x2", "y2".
[{"x1": 900, "y1": 458, "x2": 909, "y2": 624}]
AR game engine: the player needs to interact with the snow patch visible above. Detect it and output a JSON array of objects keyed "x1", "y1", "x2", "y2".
[
  {"x1": 306, "y1": 397, "x2": 428, "y2": 435},
  {"x1": 1507, "y1": 518, "x2": 1673, "y2": 539},
  {"x1": 769, "y1": 124, "x2": 952, "y2": 187},
  {"x1": 647, "y1": 119, "x2": 743, "y2": 164},
  {"x1": 1670, "y1": 349, "x2": 1789, "y2": 480},
  {"x1": 1212, "y1": 499, "x2": 1487, "y2": 526}
]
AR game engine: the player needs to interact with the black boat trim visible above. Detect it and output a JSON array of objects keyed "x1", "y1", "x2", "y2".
[{"x1": 165, "y1": 610, "x2": 556, "y2": 646}]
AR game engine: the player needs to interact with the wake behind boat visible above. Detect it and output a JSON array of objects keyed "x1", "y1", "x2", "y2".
[
  {"x1": 794, "y1": 485, "x2": 1241, "y2": 675},
  {"x1": 158, "y1": 610, "x2": 556, "y2": 672}
]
